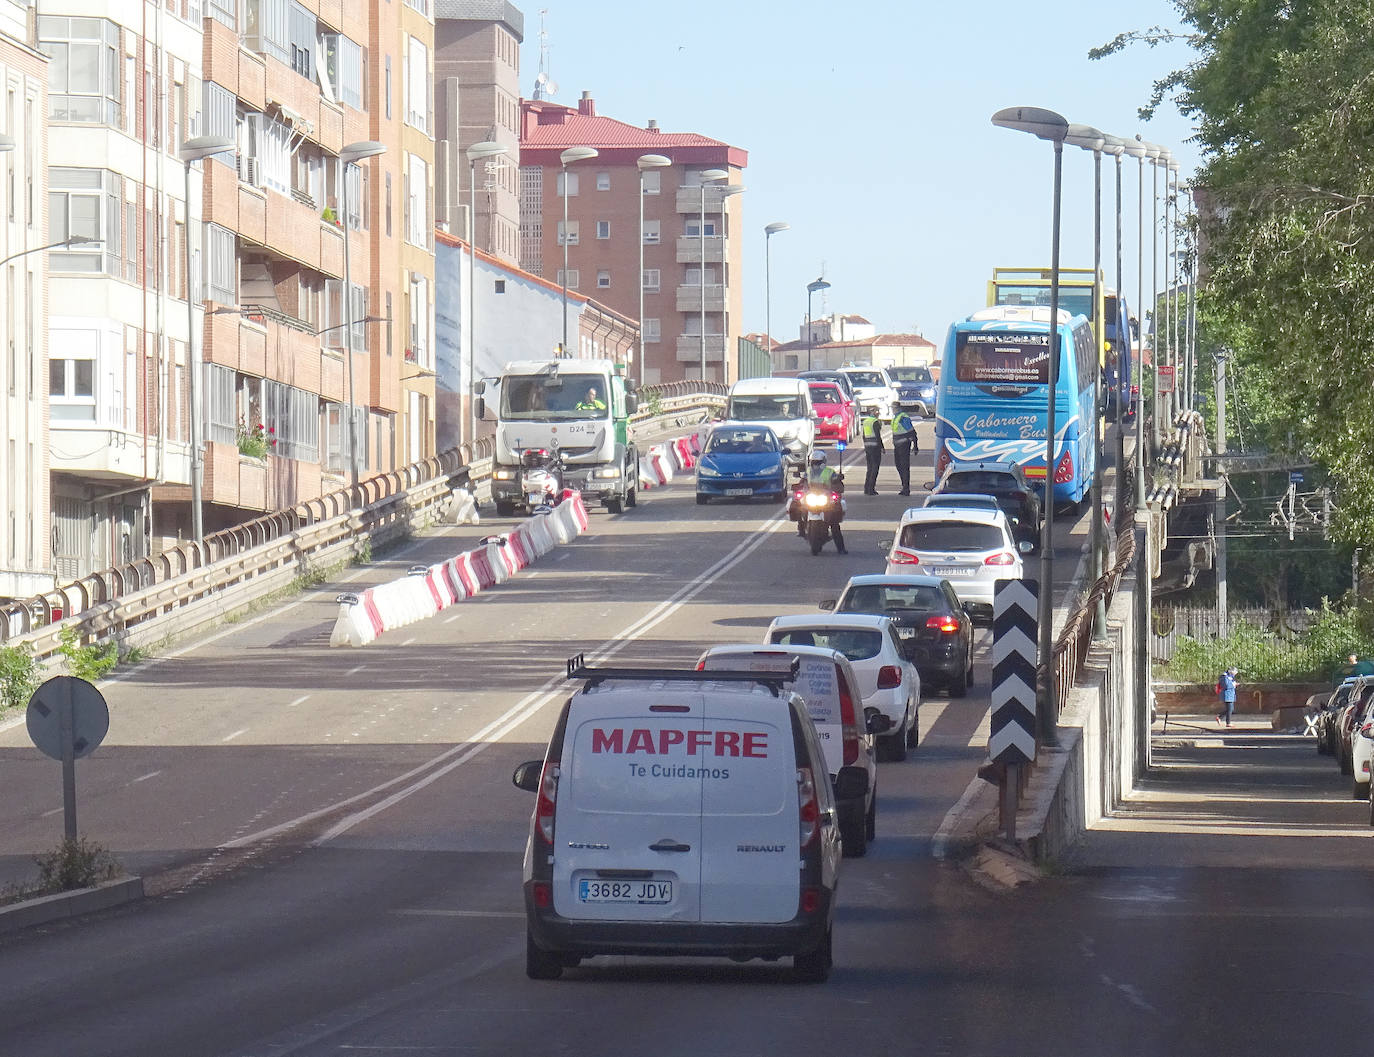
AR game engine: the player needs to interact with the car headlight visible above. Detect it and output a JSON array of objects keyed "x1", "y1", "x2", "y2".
[
  {"x1": 920, "y1": 387, "x2": 935, "y2": 398},
  {"x1": 825, "y1": 415, "x2": 840, "y2": 424},
  {"x1": 698, "y1": 465, "x2": 721, "y2": 477},
  {"x1": 494, "y1": 469, "x2": 517, "y2": 481}
]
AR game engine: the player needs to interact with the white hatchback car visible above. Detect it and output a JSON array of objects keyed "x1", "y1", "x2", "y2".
[
  {"x1": 884, "y1": 506, "x2": 1032, "y2": 614},
  {"x1": 764, "y1": 614, "x2": 920, "y2": 762},
  {"x1": 1348, "y1": 681, "x2": 1374, "y2": 801}
]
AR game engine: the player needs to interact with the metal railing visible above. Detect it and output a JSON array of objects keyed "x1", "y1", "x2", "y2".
[{"x1": 1, "y1": 384, "x2": 725, "y2": 658}]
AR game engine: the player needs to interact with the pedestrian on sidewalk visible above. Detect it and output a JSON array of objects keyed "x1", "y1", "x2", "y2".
[
  {"x1": 860, "y1": 408, "x2": 884, "y2": 495},
  {"x1": 890, "y1": 408, "x2": 918, "y2": 495},
  {"x1": 1216, "y1": 666, "x2": 1238, "y2": 727}
]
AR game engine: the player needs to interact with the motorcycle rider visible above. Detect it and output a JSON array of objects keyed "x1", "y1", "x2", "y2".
[{"x1": 804, "y1": 449, "x2": 847, "y2": 554}]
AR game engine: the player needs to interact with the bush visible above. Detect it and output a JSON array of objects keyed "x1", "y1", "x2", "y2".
[
  {"x1": 57, "y1": 626, "x2": 118, "y2": 683},
  {"x1": 0, "y1": 642, "x2": 42, "y2": 712},
  {"x1": 33, "y1": 836, "x2": 121, "y2": 893}
]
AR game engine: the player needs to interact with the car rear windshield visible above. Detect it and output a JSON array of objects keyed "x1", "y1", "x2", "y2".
[
  {"x1": 809, "y1": 384, "x2": 842, "y2": 404},
  {"x1": 706, "y1": 429, "x2": 778, "y2": 454},
  {"x1": 900, "y1": 522, "x2": 1005, "y2": 552},
  {"x1": 839, "y1": 584, "x2": 945, "y2": 613},
  {"x1": 770, "y1": 628, "x2": 882, "y2": 663},
  {"x1": 945, "y1": 471, "x2": 1019, "y2": 493}
]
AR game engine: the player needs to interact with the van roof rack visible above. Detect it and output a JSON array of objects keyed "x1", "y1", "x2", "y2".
[{"x1": 566, "y1": 653, "x2": 798, "y2": 695}]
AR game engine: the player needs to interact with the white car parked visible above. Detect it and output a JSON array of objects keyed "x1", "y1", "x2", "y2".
[
  {"x1": 885, "y1": 506, "x2": 1032, "y2": 614},
  {"x1": 837, "y1": 366, "x2": 898, "y2": 421},
  {"x1": 1348, "y1": 680, "x2": 1374, "y2": 801},
  {"x1": 764, "y1": 613, "x2": 920, "y2": 762}
]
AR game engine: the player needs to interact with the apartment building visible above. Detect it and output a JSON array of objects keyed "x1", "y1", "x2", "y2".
[
  {"x1": 0, "y1": 2, "x2": 49, "y2": 598},
  {"x1": 434, "y1": 0, "x2": 521, "y2": 265},
  {"x1": 519, "y1": 93, "x2": 747, "y2": 384},
  {"x1": 37, "y1": 0, "x2": 434, "y2": 577}
]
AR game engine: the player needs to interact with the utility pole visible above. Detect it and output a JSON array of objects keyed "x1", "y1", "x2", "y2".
[{"x1": 1215, "y1": 347, "x2": 1228, "y2": 634}]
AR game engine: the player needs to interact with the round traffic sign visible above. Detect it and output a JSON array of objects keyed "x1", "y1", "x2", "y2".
[{"x1": 26, "y1": 676, "x2": 109, "y2": 762}]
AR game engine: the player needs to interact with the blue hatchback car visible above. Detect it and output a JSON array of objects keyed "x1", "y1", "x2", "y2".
[{"x1": 695, "y1": 423, "x2": 788, "y2": 504}]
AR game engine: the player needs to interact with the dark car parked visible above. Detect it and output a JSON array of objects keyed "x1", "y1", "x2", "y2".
[
  {"x1": 929, "y1": 460, "x2": 1043, "y2": 548},
  {"x1": 820, "y1": 573, "x2": 974, "y2": 696}
]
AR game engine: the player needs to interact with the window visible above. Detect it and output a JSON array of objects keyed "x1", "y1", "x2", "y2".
[
  {"x1": 48, "y1": 167, "x2": 121, "y2": 275},
  {"x1": 642, "y1": 269, "x2": 660, "y2": 292},
  {"x1": 208, "y1": 0, "x2": 237, "y2": 28},
  {"x1": 385, "y1": 172, "x2": 392, "y2": 236},
  {"x1": 556, "y1": 269, "x2": 579, "y2": 290},
  {"x1": 403, "y1": 0, "x2": 428, "y2": 13},
  {"x1": 685, "y1": 219, "x2": 717, "y2": 237},
  {"x1": 206, "y1": 223, "x2": 236, "y2": 305},
  {"x1": 597, "y1": 269, "x2": 610, "y2": 288},
  {"x1": 384, "y1": 55, "x2": 391, "y2": 119},
  {"x1": 642, "y1": 219, "x2": 660, "y2": 244},
  {"x1": 405, "y1": 36, "x2": 428, "y2": 132},
  {"x1": 556, "y1": 220, "x2": 579, "y2": 246},
  {"x1": 263, "y1": 378, "x2": 321, "y2": 462},
  {"x1": 409, "y1": 275, "x2": 430, "y2": 368},
  {"x1": 641, "y1": 170, "x2": 661, "y2": 195},
  {"x1": 322, "y1": 32, "x2": 363, "y2": 110},
  {"x1": 344, "y1": 162, "x2": 362, "y2": 230},
  {"x1": 40, "y1": 17, "x2": 121, "y2": 126},
  {"x1": 201, "y1": 82, "x2": 235, "y2": 167},
  {"x1": 244, "y1": 0, "x2": 290, "y2": 65},
  {"x1": 643, "y1": 318, "x2": 660, "y2": 342},
  {"x1": 405, "y1": 154, "x2": 428, "y2": 246},
  {"x1": 556, "y1": 171, "x2": 579, "y2": 197},
  {"x1": 48, "y1": 357, "x2": 96, "y2": 421},
  {"x1": 289, "y1": 2, "x2": 314, "y2": 78},
  {"x1": 595, "y1": 220, "x2": 610, "y2": 240},
  {"x1": 595, "y1": 171, "x2": 610, "y2": 191}
]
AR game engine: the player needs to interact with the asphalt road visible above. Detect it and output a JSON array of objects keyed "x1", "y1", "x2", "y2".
[{"x1": 6, "y1": 426, "x2": 1370, "y2": 1055}]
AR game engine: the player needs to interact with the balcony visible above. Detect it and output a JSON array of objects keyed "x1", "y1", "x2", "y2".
[
  {"x1": 676, "y1": 234, "x2": 723, "y2": 264},
  {"x1": 675, "y1": 334, "x2": 728, "y2": 363},
  {"x1": 676, "y1": 283, "x2": 726, "y2": 313},
  {"x1": 675, "y1": 185, "x2": 732, "y2": 213}
]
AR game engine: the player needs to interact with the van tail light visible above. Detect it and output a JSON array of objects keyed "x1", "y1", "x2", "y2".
[
  {"x1": 535, "y1": 761, "x2": 560, "y2": 845},
  {"x1": 889, "y1": 549, "x2": 920, "y2": 566},
  {"x1": 838, "y1": 671, "x2": 860, "y2": 766},
  {"x1": 926, "y1": 615, "x2": 961, "y2": 633},
  {"x1": 799, "y1": 886, "x2": 822, "y2": 914},
  {"x1": 984, "y1": 552, "x2": 1016, "y2": 566},
  {"x1": 531, "y1": 881, "x2": 553, "y2": 908},
  {"x1": 797, "y1": 767, "x2": 820, "y2": 848},
  {"x1": 876, "y1": 665, "x2": 902, "y2": 690}
]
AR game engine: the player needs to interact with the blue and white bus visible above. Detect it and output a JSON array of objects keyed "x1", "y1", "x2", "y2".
[{"x1": 934, "y1": 305, "x2": 1097, "y2": 507}]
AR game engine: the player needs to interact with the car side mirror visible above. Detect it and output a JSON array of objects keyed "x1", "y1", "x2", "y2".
[
  {"x1": 626, "y1": 392, "x2": 640, "y2": 414},
  {"x1": 512, "y1": 760, "x2": 543, "y2": 792},
  {"x1": 819, "y1": 599, "x2": 836, "y2": 611},
  {"x1": 864, "y1": 707, "x2": 893, "y2": 735},
  {"x1": 875, "y1": 538, "x2": 892, "y2": 553},
  {"x1": 1018, "y1": 540, "x2": 1034, "y2": 554}
]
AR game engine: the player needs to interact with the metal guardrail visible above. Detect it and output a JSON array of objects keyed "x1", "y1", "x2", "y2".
[{"x1": 0, "y1": 385, "x2": 726, "y2": 659}]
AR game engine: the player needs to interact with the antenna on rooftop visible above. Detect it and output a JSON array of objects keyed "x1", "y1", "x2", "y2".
[{"x1": 533, "y1": 10, "x2": 559, "y2": 99}]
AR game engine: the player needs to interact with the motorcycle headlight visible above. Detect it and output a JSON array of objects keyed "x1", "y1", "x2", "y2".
[
  {"x1": 804, "y1": 492, "x2": 829, "y2": 510},
  {"x1": 494, "y1": 469, "x2": 517, "y2": 481}
]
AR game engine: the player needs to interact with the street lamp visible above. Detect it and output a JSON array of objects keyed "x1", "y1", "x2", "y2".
[
  {"x1": 1149, "y1": 146, "x2": 1170, "y2": 454},
  {"x1": 467, "y1": 141, "x2": 507, "y2": 444},
  {"x1": 178, "y1": 134, "x2": 236, "y2": 543},
  {"x1": 636, "y1": 154, "x2": 671, "y2": 387},
  {"x1": 1125, "y1": 138, "x2": 1152, "y2": 509},
  {"x1": 716, "y1": 184, "x2": 745, "y2": 384},
  {"x1": 764, "y1": 222, "x2": 789, "y2": 371},
  {"x1": 992, "y1": 104, "x2": 1069, "y2": 750},
  {"x1": 696, "y1": 169, "x2": 728, "y2": 381},
  {"x1": 1102, "y1": 132, "x2": 1129, "y2": 542},
  {"x1": 805, "y1": 278, "x2": 830, "y2": 370},
  {"x1": 338, "y1": 140, "x2": 385, "y2": 491},
  {"x1": 0, "y1": 233, "x2": 100, "y2": 270},
  {"x1": 559, "y1": 146, "x2": 598, "y2": 356}
]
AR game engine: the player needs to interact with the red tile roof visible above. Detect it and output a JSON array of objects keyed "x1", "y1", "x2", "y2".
[{"x1": 521, "y1": 98, "x2": 747, "y2": 166}]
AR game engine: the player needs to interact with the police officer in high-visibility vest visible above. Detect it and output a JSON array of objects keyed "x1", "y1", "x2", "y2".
[
  {"x1": 860, "y1": 409, "x2": 884, "y2": 495},
  {"x1": 890, "y1": 408, "x2": 919, "y2": 496}
]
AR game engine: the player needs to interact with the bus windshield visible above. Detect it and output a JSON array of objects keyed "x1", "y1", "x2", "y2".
[
  {"x1": 501, "y1": 373, "x2": 610, "y2": 421},
  {"x1": 992, "y1": 284, "x2": 1095, "y2": 319},
  {"x1": 955, "y1": 332, "x2": 1053, "y2": 386}
]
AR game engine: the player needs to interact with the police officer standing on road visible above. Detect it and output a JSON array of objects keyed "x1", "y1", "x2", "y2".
[
  {"x1": 861, "y1": 409, "x2": 884, "y2": 495},
  {"x1": 890, "y1": 407, "x2": 919, "y2": 496}
]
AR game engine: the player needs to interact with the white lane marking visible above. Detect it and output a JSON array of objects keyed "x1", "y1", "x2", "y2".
[
  {"x1": 390, "y1": 909, "x2": 525, "y2": 919},
  {"x1": 290, "y1": 695, "x2": 310, "y2": 708},
  {"x1": 42, "y1": 807, "x2": 61, "y2": 818},
  {"x1": 968, "y1": 705, "x2": 991, "y2": 748},
  {"x1": 401, "y1": 637, "x2": 415, "y2": 647},
  {"x1": 346, "y1": 664, "x2": 366, "y2": 677},
  {"x1": 221, "y1": 506, "x2": 793, "y2": 850},
  {"x1": 444, "y1": 613, "x2": 462, "y2": 624},
  {"x1": 222, "y1": 728, "x2": 248, "y2": 742},
  {"x1": 132, "y1": 771, "x2": 161, "y2": 783},
  {"x1": 554, "y1": 552, "x2": 570, "y2": 561}
]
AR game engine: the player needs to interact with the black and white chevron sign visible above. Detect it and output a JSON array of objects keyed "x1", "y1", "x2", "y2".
[{"x1": 990, "y1": 578, "x2": 1038, "y2": 764}]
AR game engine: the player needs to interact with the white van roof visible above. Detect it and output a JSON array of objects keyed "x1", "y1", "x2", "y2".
[{"x1": 729, "y1": 376, "x2": 809, "y2": 395}]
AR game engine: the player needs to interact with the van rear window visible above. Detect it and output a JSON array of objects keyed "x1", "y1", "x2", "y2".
[{"x1": 770, "y1": 629, "x2": 881, "y2": 663}]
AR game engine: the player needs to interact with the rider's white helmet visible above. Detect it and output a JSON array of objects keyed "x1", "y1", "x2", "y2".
[{"x1": 808, "y1": 450, "x2": 827, "y2": 467}]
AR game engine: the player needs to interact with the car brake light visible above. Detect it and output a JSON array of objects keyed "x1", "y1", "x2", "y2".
[
  {"x1": 926, "y1": 615, "x2": 961, "y2": 633},
  {"x1": 535, "y1": 762, "x2": 559, "y2": 845},
  {"x1": 889, "y1": 549, "x2": 919, "y2": 565},
  {"x1": 876, "y1": 665, "x2": 902, "y2": 689},
  {"x1": 838, "y1": 671, "x2": 859, "y2": 766},
  {"x1": 797, "y1": 767, "x2": 820, "y2": 848},
  {"x1": 984, "y1": 552, "x2": 1016, "y2": 566}
]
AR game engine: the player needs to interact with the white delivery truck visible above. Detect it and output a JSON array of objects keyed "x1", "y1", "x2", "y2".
[{"x1": 475, "y1": 359, "x2": 640, "y2": 516}]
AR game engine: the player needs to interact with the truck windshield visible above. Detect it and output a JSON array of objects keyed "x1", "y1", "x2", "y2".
[{"x1": 501, "y1": 374, "x2": 610, "y2": 420}]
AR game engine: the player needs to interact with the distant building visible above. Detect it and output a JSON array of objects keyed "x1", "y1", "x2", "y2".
[
  {"x1": 771, "y1": 331, "x2": 937, "y2": 374},
  {"x1": 519, "y1": 92, "x2": 747, "y2": 384}
]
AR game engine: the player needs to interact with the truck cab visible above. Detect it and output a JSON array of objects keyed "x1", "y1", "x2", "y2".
[{"x1": 478, "y1": 359, "x2": 639, "y2": 515}]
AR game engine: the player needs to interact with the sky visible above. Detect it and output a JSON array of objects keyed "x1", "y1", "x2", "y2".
[{"x1": 517, "y1": 0, "x2": 1202, "y2": 347}]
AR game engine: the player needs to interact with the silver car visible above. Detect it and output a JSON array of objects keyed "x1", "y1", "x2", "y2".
[{"x1": 884, "y1": 507, "x2": 1032, "y2": 611}]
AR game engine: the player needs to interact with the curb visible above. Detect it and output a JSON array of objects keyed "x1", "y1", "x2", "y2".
[{"x1": 0, "y1": 876, "x2": 144, "y2": 934}]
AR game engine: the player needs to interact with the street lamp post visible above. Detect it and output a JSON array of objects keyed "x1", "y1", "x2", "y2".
[
  {"x1": 1102, "y1": 134, "x2": 1128, "y2": 533},
  {"x1": 805, "y1": 278, "x2": 830, "y2": 371},
  {"x1": 1065, "y1": 124, "x2": 1108, "y2": 640},
  {"x1": 178, "y1": 135, "x2": 236, "y2": 542},
  {"x1": 466, "y1": 141, "x2": 507, "y2": 445},
  {"x1": 338, "y1": 140, "x2": 386, "y2": 492},
  {"x1": 764, "y1": 222, "x2": 790, "y2": 367},
  {"x1": 992, "y1": 105, "x2": 1069, "y2": 750},
  {"x1": 1127, "y1": 139, "x2": 1152, "y2": 510},
  {"x1": 635, "y1": 154, "x2": 671, "y2": 387},
  {"x1": 697, "y1": 169, "x2": 728, "y2": 381},
  {"x1": 1150, "y1": 147, "x2": 1170, "y2": 454},
  {"x1": 559, "y1": 146, "x2": 598, "y2": 356},
  {"x1": 716, "y1": 184, "x2": 745, "y2": 384}
]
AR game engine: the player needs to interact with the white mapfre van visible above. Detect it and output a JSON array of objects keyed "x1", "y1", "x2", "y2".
[
  {"x1": 513, "y1": 658, "x2": 846, "y2": 982},
  {"x1": 724, "y1": 377, "x2": 815, "y2": 464}
]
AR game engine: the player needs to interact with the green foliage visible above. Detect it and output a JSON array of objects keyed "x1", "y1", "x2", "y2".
[
  {"x1": 1158, "y1": 600, "x2": 1373, "y2": 683},
  {"x1": 57, "y1": 626, "x2": 118, "y2": 683},
  {"x1": 236, "y1": 420, "x2": 276, "y2": 458},
  {"x1": 33, "y1": 836, "x2": 121, "y2": 893},
  {"x1": 644, "y1": 390, "x2": 665, "y2": 417},
  {"x1": 352, "y1": 538, "x2": 373, "y2": 565},
  {"x1": 0, "y1": 642, "x2": 42, "y2": 712}
]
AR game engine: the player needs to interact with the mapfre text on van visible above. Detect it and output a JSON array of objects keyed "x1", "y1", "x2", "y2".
[{"x1": 591, "y1": 727, "x2": 769, "y2": 757}]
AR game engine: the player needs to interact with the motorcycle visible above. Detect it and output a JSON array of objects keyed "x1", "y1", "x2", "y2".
[
  {"x1": 789, "y1": 472, "x2": 847, "y2": 555},
  {"x1": 519, "y1": 446, "x2": 565, "y2": 511}
]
